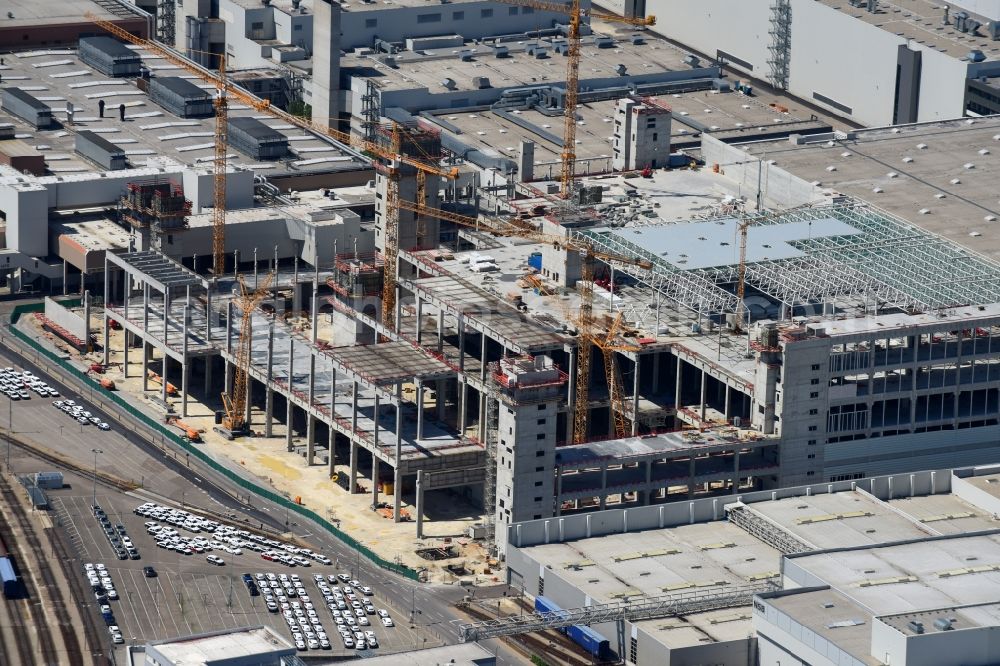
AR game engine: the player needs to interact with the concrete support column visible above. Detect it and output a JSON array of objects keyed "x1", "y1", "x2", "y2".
[
  {"x1": 415, "y1": 378, "x2": 425, "y2": 441},
  {"x1": 265, "y1": 323, "x2": 275, "y2": 436},
  {"x1": 688, "y1": 458, "x2": 696, "y2": 498},
  {"x1": 161, "y1": 354, "x2": 169, "y2": 404},
  {"x1": 437, "y1": 307, "x2": 444, "y2": 353},
  {"x1": 631, "y1": 357, "x2": 641, "y2": 436},
  {"x1": 394, "y1": 384, "x2": 403, "y2": 522},
  {"x1": 62, "y1": 259, "x2": 68, "y2": 296},
  {"x1": 700, "y1": 368, "x2": 707, "y2": 421},
  {"x1": 244, "y1": 326, "x2": 254, "y2": 428},
  {"x1": 306, "y1": 414, "x2": 316, "y2": 465},
  {"x1": 285, "y1": 397, "x2": 294, "y2": 452},
  {"x1": 205, "y1": 285, "x2": 212, "y2": 343},
  {"x1": 372, "y1": 393, "x2": 381, "y2": 450},
  {"x1": 372, "y1": 457, "x2": 380, "y2": 508},
  {"x1": 724, "y1": 385, "x2": 731, "y2": 421},
  {"x1": 162, "y1": 288, "x2": 169, "y2": 352},
  {"x1": 458, "y1": 314, "x2": 465, "y2": 371},
  {"x1": 292, "y1": 257, "x2": 301, "y2": 313},
  {"x1": 477, "y1": 391, "x2": 487, "y2": 442},
  {"x1": 181, "y1": 304, "x2": 189, "y2": 417},
  {"x1": 204, "y1": 354, "x2": 212, "y2": 396},
  {"x1": 286, "y1": 338, "x2": 295, "y2": 452},
  {"x1": 349, "y1": 440, "x2": 358, "y2": 494},
  {"x1": 102, "y1": 261, "x2": 110, "y2": 366},
  {"x1": 458, "y1": 380, "x2": 468, "y2": 434},
  {"x1": 415, "y1": 469, "x2": 425, "y2": 539},
  {"x1": 415, "y1": 295, "x2": 422, "y2": 344},
  {"x1": 566, "y1": 346, "x2": 577, "y2": 417},
  {"x1": 480, "y1": 333, "x2": 488, "y2": 381},
  {"x1": 394, "y1": 284, "x2": 402, "y2": 335}
]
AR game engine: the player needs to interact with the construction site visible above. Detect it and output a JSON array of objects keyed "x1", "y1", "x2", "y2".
[{"x1": 4, "y1": 1, "x2": 1000, "y2": 588}]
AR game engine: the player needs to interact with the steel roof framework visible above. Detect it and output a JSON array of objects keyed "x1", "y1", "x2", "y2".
[{"x1": 578, "y1": 202, "x2": 1000, "y2": 317}]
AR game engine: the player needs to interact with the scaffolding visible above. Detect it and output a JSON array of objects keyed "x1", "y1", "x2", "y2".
[
  {"x1": 767, "y1": 0, "x2": 792, "y2": 90},
  {"x1": 327, "y1": 252, "x2": 385, "y2": 298},
  {"x1": 156, "y1": 0, "x2": 176, "y2": 45},
  {"x1": 118, "y1": 181, "x2": 192, "y2": 233},
  {"x1": 458, "y1": 580, "x2": 777, "y2": 642}
]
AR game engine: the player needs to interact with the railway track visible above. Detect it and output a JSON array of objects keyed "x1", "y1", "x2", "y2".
[
  {"x1": 0, "y1": 476, "x2": 85, "y2": 665},
  {"x1": 0, "y1": 488, "x2": 43, "y2": 665},
  {"x1": 462, "y1": 601, "x2": 600, "y2": 666}
]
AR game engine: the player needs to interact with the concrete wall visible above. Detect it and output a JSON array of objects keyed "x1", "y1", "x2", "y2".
[
  {"x1": 952, "y1": 465, "x2": 1000, "y2": 515},
  {"x1": 44, "y1": 296, "x2": 87, "y2": 340},
  {"x1": 181, "y1": 168, "x2": 255, "y2": 214},
  {"x1": 700, "y1": 135, "x2": 823, "y2": 209},
  {"x1": 505, "y1": 467, "x2": 951, "y2": 551}
]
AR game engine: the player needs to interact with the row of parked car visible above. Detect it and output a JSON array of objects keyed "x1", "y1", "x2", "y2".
[
  {"x1": 313, "y1": 573, "x2": 391, "y2": 650},
  {"x1": 83, "y1": 562, "x2": 124, "y2": 644},
  {"x1": 54, "y1": 400, "x2": 111, "y2": 430},
  {"x1": 93, "y1": 504, "x2": 139, "y2": 561},
  {"x1": 134, "y1": 502, "x2": 332, "y2": 565},
  {"x1": 0, "y1": 367, "x2": 58, "y2": 400}
]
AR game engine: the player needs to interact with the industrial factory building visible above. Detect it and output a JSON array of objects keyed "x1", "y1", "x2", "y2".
[
  {"x1": 624, "y1": 0, "x2": 1000, "y2": 126},
  {"x1": 500, "y1": 464, "x2": 1000, "y2": 666}
]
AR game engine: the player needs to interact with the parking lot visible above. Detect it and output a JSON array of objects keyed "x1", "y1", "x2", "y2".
[{"x1": 50, "y1": 481, "x2": 437, "y2": 657}]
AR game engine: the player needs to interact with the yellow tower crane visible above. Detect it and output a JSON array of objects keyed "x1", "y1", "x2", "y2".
[
  {"x1": 495, "y1": 0, "x2": 655, "y2": 198},
  {"x1": 86, "y1": 14, "x2": 457, "y2": 330},
  {"x1": 221, "y1": 273, "x2": 275, "y2": 437},
  {"x1": 395, "y1": 199, "x2": 651, "y2": 443},
  {"x1": 594, "y1": 312, "x2": 642, "y2": 439}
]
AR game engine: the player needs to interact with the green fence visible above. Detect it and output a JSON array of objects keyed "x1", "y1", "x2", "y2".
[{"x1": 8, "y1": 303, "x2": 419, "y2": 580}]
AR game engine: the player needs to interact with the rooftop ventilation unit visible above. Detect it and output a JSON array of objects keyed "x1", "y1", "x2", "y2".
[
  {"x1": 459, "y1": 49, "x2": 475, "y2": 61},
  {"x1": 472, "y1": 76, "x2": 491, "y2": 89},
  {"x1": 866, "y1": 0, "x2": 877, "y2": 12},
  {"x1": 441, "y1": 78, "x2": 457, "y2": 90},
  {"x1": 594, "y1": 36, "x2": 614, "y2": 48},
  {"x1": 494, "y1": 45, "x2": 509, "y2": 58},
  {"x1": 968, "y1": 49, "x2": 986, "y2": 62},
  {"x1": 527, "y1": 45, "x2": 548, "y2": 58},
  {"x1": 629, "y1": 34, "x2": 645, "y2": 45},
  {"x1": 615, "y1": 64, "x2": 627, "y2": 76},
  {"x1": 684, "y1": 54, "x2": 700, "y2": 67},
  {"x1": 989, "y1": 20, "x2": 1000, "y2": 40}
]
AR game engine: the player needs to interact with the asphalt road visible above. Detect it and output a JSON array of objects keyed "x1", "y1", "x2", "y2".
[{"x1": 0, "y1": 326, "x2": 529, "y2": 665}]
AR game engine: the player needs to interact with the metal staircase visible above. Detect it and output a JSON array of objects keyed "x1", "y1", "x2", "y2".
[{"x1": 767, "y1": 0, "x2": 792, "y2": 90}]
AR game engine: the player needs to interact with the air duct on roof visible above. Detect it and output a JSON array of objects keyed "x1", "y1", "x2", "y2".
[{"x1": 441, "y1": 78, "x2": 457, "y2": 90}]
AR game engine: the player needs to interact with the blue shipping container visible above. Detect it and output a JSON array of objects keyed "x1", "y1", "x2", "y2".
[
  {"x1": 528, "y1": 252, "x2": 542, "y2": 271},
  {"x1": 0, "y1": 556, "x2": 19, "y2": 598}
]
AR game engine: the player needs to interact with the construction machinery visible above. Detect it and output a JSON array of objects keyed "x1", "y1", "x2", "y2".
[
  {"x1": 147, "y1": 370, "x2": 178, "y2": 396},
  {"x1": 218, "y1": 272, "x2": 275, "y2": 439},
  {"x1": 394, "y1": 198, "x2": 651, "y2": 443},
  {"x1": 86, "y1": 15, "x2": 457, "y2": 331},
  {"x1": 494, "y1": 0, "x2": 655, "y2": 198},
  {"x1": 594, "y1": 312, "x2": 642, "y2": 438},
  {"x1": 165, "y1": 416, "x2": 203, "y2": 442}
]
